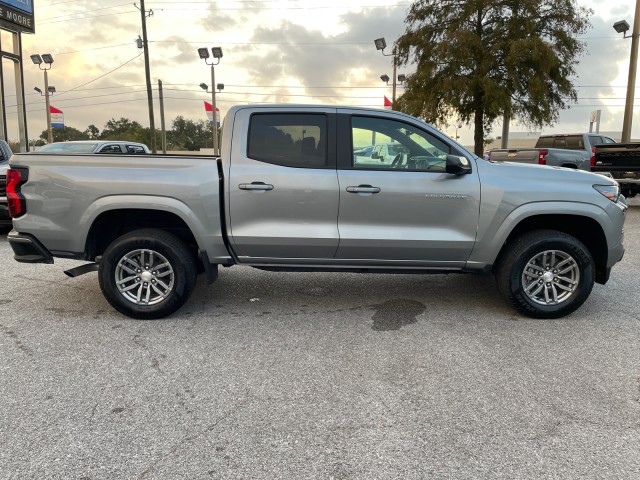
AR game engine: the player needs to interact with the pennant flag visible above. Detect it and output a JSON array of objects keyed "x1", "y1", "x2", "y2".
[
  {"x1": 204, "y1": 101, "x2": 221, "y2": 128},
  {"x1": 384, "y1": 96, "x2": 392, "y2": 109},
  {"x1": 50, "y1": 106, "x2": 64, "y2": 129}
]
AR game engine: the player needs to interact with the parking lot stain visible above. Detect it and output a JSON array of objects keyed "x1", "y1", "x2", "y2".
[
  {"x1": 372, "y1": 299, "x2": 425, "y2": 331},
  {"x1": 0, "y1": 324, "x2": 34, "y2": 356}
]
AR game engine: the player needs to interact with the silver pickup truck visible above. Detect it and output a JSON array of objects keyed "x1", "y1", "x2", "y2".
[
  {"x1": 488, "y1": 133, "x2": 616, "y2": 170},
  {"x1": 5, "y1": 105, "x2": 627, "y2": 320}
]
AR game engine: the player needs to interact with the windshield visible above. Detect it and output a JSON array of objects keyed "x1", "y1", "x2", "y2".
[{"x1": 38, "y1": 143, "x2": 98, "y2": 153}]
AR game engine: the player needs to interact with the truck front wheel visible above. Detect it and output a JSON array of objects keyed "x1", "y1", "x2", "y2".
[
  {"x1": 495, "y1": 230, "x2": 594, "y2": 319},
  {"x1": 98, "y1": 229, "x2": 197, "y2": 319}
]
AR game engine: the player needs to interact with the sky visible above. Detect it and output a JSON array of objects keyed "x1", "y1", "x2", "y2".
[{"x1": 1, "y1": 0, "x2": 637, "y2": 148}]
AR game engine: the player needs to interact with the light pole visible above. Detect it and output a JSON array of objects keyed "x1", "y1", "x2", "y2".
[
  {"x1": 614, "y1": 0, "x2": 640, "y2": 142},
  {"x1": 30, "y1": 53, "x2": 54, "y2": 144},
  {"x1": 198, "y1": 47, "x2": 223, "y2": 155},
  {"x1": 199, "y1": 82, "x2": 225, "y2": 149},
  {"x1": 374, "y1": 37, "x2": 400, "y2": 104}
]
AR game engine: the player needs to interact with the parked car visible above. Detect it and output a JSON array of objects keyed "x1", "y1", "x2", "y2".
[
  {"x1": 36, "y1": 140, "x2": 150, "y2": 154},
  {"x1": 0, "y1": 139, "x2": 13, "y2": 233}
]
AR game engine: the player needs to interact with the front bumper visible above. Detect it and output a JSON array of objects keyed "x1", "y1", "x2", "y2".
[{"x1": 8, "y1": 232, "x2": 54, "y2": 264}]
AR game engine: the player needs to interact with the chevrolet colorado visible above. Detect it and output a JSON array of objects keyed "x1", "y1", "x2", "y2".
[{"x1": 6, "y1": 105, "x2": 627, "y2": 319}]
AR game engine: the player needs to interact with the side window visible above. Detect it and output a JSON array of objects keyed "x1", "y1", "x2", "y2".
[
  {"x1": 565, "y1": 136, "x2": 584, "y2": 149},
  {"x1": 247, "y1": 113, "x2": 327, "y2": 168},
  {"x1": 126, "y1": 145, "x2": 145, "y2": 154},
  {"x1": 602, "y1": 137, "x2": 616, "y2": 144},
  {"x1": 352, "y1": 116, "x2": 451, "y2": 172},
  {"x1": 99, "y1": 144, "x2": 123, "y2": 154},
  {"x1": 588, "y1": 136, "x2": 604, "y2": 147}
]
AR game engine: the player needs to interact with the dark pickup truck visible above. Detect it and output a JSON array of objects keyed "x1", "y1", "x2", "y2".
[{"x1": 591, "y1": 143, "x2": 640, "y2": 198}]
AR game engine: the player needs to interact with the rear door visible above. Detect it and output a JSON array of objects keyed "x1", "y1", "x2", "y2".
[
  {"x1": 227, "y1": 107, "x2": 340, "y2": 261},
  {"x1": 335, "y1": 111, "x2": 481, "y2": 266}
]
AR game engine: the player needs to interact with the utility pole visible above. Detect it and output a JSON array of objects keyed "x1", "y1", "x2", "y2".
[
  {"x1": 158, "y1": 79, "x2": 166, "y2": 153},
  {"x1": 622, "y1": 0, "x2": 640, "y2": 142},
  {"x1": 136, "y1": 0, "x2": 157, "y2": 153}
]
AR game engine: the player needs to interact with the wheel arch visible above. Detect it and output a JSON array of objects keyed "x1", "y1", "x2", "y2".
[
  {"x1": 85, "y1": 208, "x2": 199, "y2": 261},
  {"x1": 495, "y1": 214, "x2": 608, "y2": 283}
]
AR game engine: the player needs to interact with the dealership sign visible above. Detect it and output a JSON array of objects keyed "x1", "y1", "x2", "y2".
[{"x1": 0, "y1": 0, "x2": 35, "y2": 33}]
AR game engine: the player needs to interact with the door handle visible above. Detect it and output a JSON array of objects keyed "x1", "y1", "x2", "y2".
[
  {"x1": 239, "y1": 182, "x2": 274, "y2": 191},
  {"x1": 346, "y1": 185, "x2": 381, "y2": 194}
]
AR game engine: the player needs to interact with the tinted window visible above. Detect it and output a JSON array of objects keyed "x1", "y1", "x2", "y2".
[
  {"x1": 248, "y1": 113, "x2": 327, "y2": 168},
  {"x1": 351, "y1": 116, "x2": 452, "y2": 172},
  {"x1": 99, "y1": 145, "x2": 123, "y2": 154},
  {"x1": 563, "y1": 136, "x2": 584, "y2": 149},
  {"x1": 126, "y1": 145, "x2": 146, "y2": 154},
  {"x1": 536, "y1": 137, "x2": 554, "y2": 148}
]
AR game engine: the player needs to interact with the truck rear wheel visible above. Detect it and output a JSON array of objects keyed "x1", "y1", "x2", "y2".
[
  {"x1": 495, "y1": 230, "x2": 594, "y2": 319},
  {"x1": 98, "y1": 229, "x2": 197, "y2": 319}
]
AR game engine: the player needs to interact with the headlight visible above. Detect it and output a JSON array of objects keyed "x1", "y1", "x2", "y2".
[{"x1": 593, "y1": 184, "x2": 620, "y2": 203}]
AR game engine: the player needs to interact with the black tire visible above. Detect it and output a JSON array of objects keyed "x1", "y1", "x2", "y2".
[
  {"x1": 495, "y1": 230, "x2": 594, "y2": 319},
  {"x1": 0, "y1": 225, "x2": 12, "y2": 235},
  {"x1": 98, "y1": 228, "x2": 198, "y2": 319}
]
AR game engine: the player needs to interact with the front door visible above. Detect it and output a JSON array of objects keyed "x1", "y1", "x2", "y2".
[{"x1": 336, "y1": 113, "x2": 481, "y2": 267}]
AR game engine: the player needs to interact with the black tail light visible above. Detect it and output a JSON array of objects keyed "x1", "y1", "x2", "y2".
[{"x1": 6, "y1": 167, "x2": 28, "y2": 218}]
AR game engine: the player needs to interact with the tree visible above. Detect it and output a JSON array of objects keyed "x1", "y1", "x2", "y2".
[
  {"x1": 85, "y1": 124, "x2": 100, "y2": 139},
  {"x1": 100, "y1": 117, "x2": 145, "y2": 142},
  {"x1": 395, "y1": 0, "x2": 591, "y2": 155},
  {"x1": 40, "y1": 126, "x2": 89, "y2": 143},
  {"x1": 167, "y1": 116, "x2": 213, "y2": 150}
]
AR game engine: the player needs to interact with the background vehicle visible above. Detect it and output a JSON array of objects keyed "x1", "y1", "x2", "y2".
[
  {"x1": 488, "y1": 133, "x2": 616, "y2": 170},
  {"x1": 6, "y1": 105, "x2": 626, "y2": 320},
  {"x1": 36, "y1": 140, "x2": 150, "y2": 154},
  {"x1": 591, "y1": 142, "x2": 640, "y2": 198},
  {"x1": 370, "y1": 142, "x2": 409, "y2": 165},
  {"x1": 0, "y1": 139, "x2": 13, "y2": 233}
]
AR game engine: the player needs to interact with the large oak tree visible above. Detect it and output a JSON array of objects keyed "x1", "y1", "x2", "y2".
[{"x1": 394, "y1": 0, "x2": 591, "y2": 155}]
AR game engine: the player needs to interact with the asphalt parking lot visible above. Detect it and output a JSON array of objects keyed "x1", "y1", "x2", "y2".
[{"x1": 1, "y1": 202, "x2": 639, "y2": 479}]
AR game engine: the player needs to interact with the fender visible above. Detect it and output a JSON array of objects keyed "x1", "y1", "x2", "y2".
[{"x1": 466, "y1": 200, "x2": 611, "y2": 268}]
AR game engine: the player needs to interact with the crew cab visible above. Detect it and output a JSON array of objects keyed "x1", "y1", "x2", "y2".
[{"x1": 6, "y1": 105, "x2": 627, "y2": 320}]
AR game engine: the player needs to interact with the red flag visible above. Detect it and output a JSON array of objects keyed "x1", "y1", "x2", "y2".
[{"x1": 384, "y1": 96, "x2": 392, "y2": 109}]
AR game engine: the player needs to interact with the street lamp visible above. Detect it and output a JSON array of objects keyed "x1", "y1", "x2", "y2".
[
  {"x1": 374, "y1": 37, "x2": 399, "y2": 104},
  {"x1": 30, "y1": 53, "x2": 54, "y2": 143},
  {"x1": 614, "y1": 1, "x2": 640, "y2": 142},
  {"x1": 198, "y1": 46, "x2": 223, "y2": 155}
]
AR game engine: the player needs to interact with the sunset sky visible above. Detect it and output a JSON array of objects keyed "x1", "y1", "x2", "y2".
[{"x1": 3, "y1": 0, "x2": 637, "y2": 146}]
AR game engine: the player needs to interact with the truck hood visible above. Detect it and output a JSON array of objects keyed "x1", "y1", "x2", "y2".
[
  {"x1": 488, "y1": 159, "x2": 617, "y2": 186},
  {"x1": 477, "y1": 159, "x2": 621, "y2": 208}
]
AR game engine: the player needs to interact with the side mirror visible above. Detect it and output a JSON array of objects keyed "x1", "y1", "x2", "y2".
[
  {"x1": 371, "y1": 152, "x2": 381, "y2": 160},
  {"x1": 445, "y1": 155, "x2": 472, "y2": 175}
]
